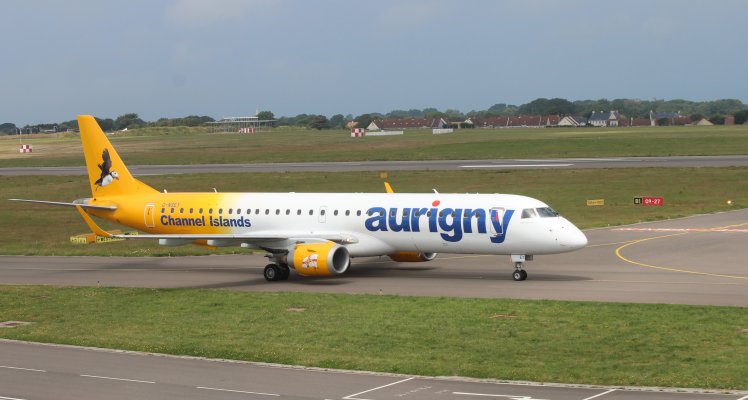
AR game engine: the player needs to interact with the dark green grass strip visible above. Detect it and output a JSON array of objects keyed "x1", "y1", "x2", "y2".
[
  {"x1": 3, "y1": 125, "x2": 748, "y2": 167},
  {"x1": 0, "y1": 286, "x2": 745, "y2": 389},
  {"x1": 3, "y1": 168, "x2": 748, "y2": 256}
]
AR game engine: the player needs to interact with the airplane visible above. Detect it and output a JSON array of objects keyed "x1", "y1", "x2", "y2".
[{"x1": 10, "y1": 115, "x2": 587, "y2": 282}]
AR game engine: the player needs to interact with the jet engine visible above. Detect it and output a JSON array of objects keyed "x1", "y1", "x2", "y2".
[
  {"x1": 388, "y1": 252, "x2": 437, "y2": 262},
  {"x1": 288, "y1": 241, "x2": 351, "y2": 276}
]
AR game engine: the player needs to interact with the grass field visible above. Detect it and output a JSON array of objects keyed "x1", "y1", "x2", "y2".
[
  {"x1": 0, "y1": 286, "x2": 745, "y2": 389},
  {"x1": 2, "y1": 125, "x2": 748, "y2": 167},
  {"x1": 2, "y1": 167, "x2": 746, "y2": 256}
]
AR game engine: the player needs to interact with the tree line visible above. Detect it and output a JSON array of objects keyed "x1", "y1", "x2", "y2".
[
  {"x1": 3, "y1": 97, "x2": 747, "y2": 135},
  {"x1": 0, "y1": 114, "x2": 215, "y2": 135},
  {"x1": 273, "y1": 98, "x2": 748, "y2": 130}
]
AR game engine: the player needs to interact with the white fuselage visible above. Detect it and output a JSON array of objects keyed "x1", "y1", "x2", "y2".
[{"x1": 143, "y1": 192, "x2": 588, "y2": 257}]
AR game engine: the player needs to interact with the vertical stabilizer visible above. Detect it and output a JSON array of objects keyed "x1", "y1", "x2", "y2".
[{"x1": 78, "y1": 115, "x2": 157, "y2": 198}]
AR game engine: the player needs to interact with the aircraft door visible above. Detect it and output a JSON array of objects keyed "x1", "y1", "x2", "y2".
[
  {"x1": 488, "y1": 207, "x2": 505, "y2": 235},
  {"x1": 144, "y1": 203, "x2": 156, "y2": 228}
]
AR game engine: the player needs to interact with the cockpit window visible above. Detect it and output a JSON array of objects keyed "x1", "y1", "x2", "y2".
[
  {"x1": 536, "y1": 207, "x2": 559, "y2": 218},
  {"x1": 521, "y1": 208, "x2": 538, "y2": 219}
]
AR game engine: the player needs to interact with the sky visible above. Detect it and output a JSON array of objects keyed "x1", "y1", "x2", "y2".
[{"x1": 2, "y1": 0, "x2": 747, "y2": 126}]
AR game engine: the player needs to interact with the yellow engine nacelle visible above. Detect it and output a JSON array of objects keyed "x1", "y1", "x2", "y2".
[
  {"x1": 388, "y1": 252, "x2": 437, "y2": 262},
  {"x1": 289, "y1": 241, "x2": 351, "y2": 277}
]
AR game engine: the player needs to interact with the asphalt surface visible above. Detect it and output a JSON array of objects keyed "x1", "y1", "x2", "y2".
[
  {"x1": 3, "y1": 155, "x2": 748, "y2": 176},
  {"x1": 1, "y1": 209, "x2": 747, "y2": 306},
  {"x1": 1, "y1": 340, "x2": 745, "y2": 400}
]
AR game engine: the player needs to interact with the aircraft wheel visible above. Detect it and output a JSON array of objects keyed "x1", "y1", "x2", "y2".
[
  {"x1": 520, "y1": 270, "x2": 528, "y2": 281},
  {"x1": 264, "y1": 264, "x2": 280, "y2": 282},
  {"x1": 512, "y1": 270, "x2": 523, "y2": 281},
  {"x1": 279, "y1": 265, "x2": 291, "y2": 280}
]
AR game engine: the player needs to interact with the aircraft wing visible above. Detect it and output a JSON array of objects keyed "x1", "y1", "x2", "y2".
[
  {"x1": 67, "y1": 204, "x2": 359, "y2": 249},
  {"x1": 108, "y1": 231, "x2": 359, "y2": 245}
]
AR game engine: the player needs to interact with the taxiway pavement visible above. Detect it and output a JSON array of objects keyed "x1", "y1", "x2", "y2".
[
  {"x1": 3, "y1": 155, "x2": 748, "y2": 176},
  {"x1": 1, "y1": 209, "x2": 747, "y2": 306},
  {"x1": 1, "y1": 340, "x2": 745, "y2": 400}
]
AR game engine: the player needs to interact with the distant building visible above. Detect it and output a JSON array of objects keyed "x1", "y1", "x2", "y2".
[
  {"x1": 557, "y1": 116, "x2": 588, "y2": 127},
  {"x1": 465, "y1": 115, "x2": 560, "y2": 128},
  {"x1": 206, "y1": 116, "x2": 275, "y2": 133},
  {"x1": 588, "y1": 111, "x2": 628, "y2": 127},
  {"x1": 544, "y1": 115, "x2": 561, "y2": 126},
  {"x1": 367, "y1": 118, "x2": 448, "y2": 131},
  {"x1": 508, "y1": 115, "x2": 543, "y2": 127},
  {"x1": 630, "y1": 118, "x2": 652, "y2": 127},
  {"x1": 40, "y1": 126, "x2": 60, "y2": 133},
  {"x1": 464, "y1": 116, "x2": 508, "y2": 128},
  {"x1": 650, "y1": 111, "x2": 691, "y2": 126},
  {"x1": 725, "y1": 115, "x2": 736, "y2": 125}
]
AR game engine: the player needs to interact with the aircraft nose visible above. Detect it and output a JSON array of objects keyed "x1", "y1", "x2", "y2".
[
  {"x1": 567, "y1": 227, "x2": 588, "y2": 250},
  {"x1": 557, "y1": 220, "x2": 588, "y2": 250}
]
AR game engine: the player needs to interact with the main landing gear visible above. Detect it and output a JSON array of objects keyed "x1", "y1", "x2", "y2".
[
  {"x1": 264, "y1": 263, "x2": 290, "y2": 281},
  {"x1": 263, "y1": 253, "x2": 290, "y2": 282},
  {"x1": 511, "y1": 254, "x2": 532, "y2": 281}
]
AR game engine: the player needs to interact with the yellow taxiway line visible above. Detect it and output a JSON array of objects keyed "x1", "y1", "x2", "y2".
[{"x1": 615, "y1": 223, "x2": 748, "y2": 280}]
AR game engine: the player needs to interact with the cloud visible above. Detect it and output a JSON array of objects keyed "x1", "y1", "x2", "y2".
[{"x1": 166, "y1": 0, "x2": 275, "y2": 27}]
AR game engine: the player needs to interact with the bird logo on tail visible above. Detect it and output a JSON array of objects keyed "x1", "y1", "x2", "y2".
[{"x1": 94, "y1": 148, "x2": 118, "y2": 190}]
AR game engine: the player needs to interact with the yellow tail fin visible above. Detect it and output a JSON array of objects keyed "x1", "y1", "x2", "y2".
[{"x1": 78, "y1": 115, "x2": 157, "y2": 198}]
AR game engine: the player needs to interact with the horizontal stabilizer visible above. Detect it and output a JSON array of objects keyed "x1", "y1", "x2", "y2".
[{"x1": 8, "y1": 198, "x2": 117, "y2": 211}]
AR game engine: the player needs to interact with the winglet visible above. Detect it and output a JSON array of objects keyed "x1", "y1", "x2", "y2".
[
  {"x1": 383, "y1": 181, "x2": 394, "y2": 194},
  {"x1": 75, "y1": 205, "x2": 112, "y2": 238}
]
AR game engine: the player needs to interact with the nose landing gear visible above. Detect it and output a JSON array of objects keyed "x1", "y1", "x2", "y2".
[
  {"x1": 512, "y1": 265, "x2": 528, "y2": 281},
  {"x1": 511, "y1": 254, "x2": 532, "y2": 281}
]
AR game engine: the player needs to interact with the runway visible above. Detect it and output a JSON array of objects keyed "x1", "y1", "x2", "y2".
[
  {"x1": 1, "y1": 209, "x2": 747, "y2": 306},
  {"x1": 1, "y1": 340, "x2": 745, "y2": 400},
  {"x1": 3, "y1": 155, "x2": 748, "y2": 176}
]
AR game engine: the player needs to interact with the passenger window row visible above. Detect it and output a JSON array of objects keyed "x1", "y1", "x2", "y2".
[{"x1": 161, "y1": 207, "x2": 363, "y2": 217}]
